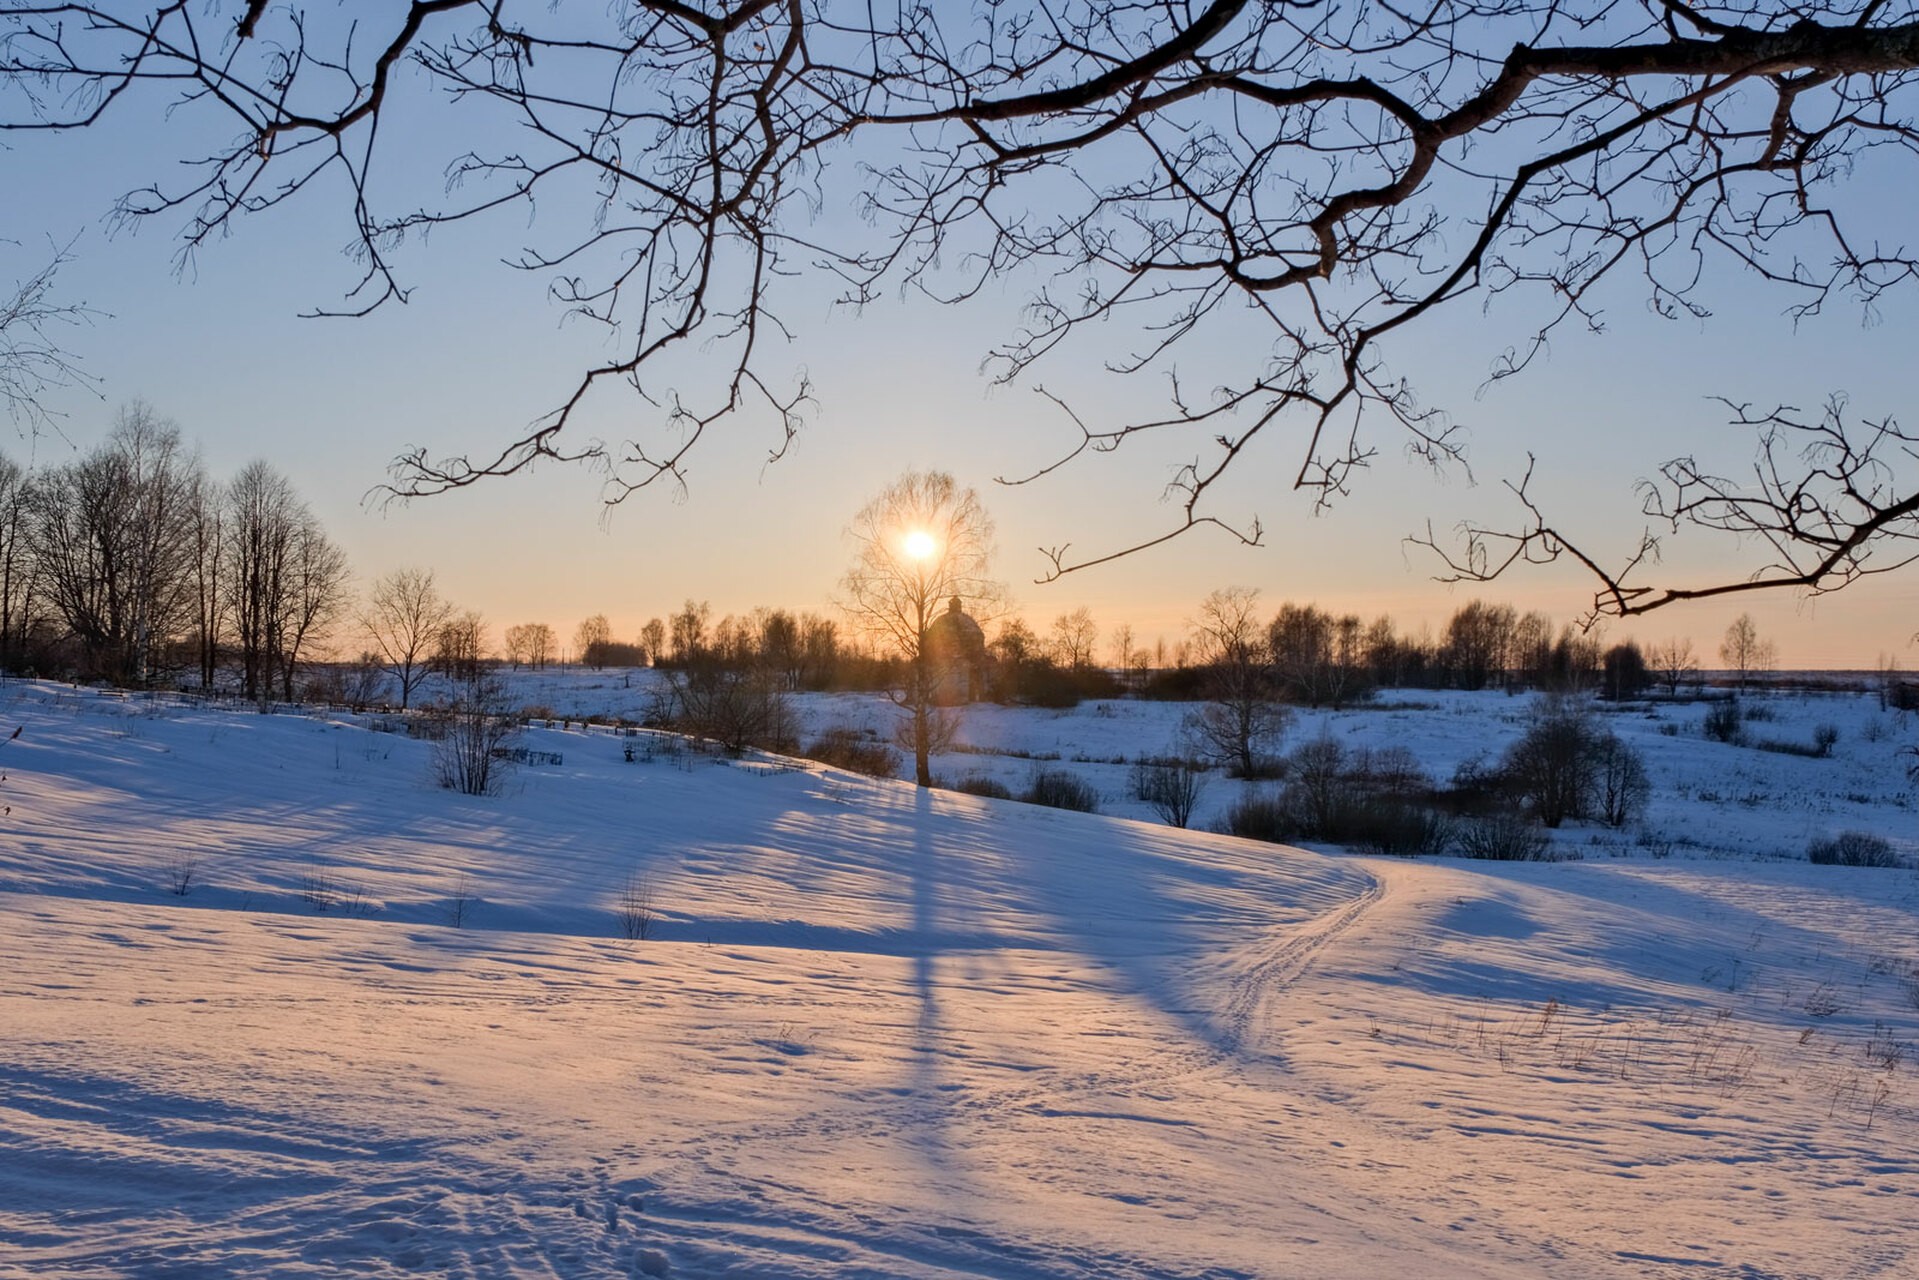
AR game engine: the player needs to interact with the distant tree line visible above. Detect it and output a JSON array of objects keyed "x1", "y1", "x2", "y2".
[
  {"x1": 502, "y1": 590, "x2": 1731, "y2": 721},
  {"x1": 0, "y1": 403, "x2": 349, "y2": 697},
  {"x1": 1139, "y1": 595, "x2": 1678, "y2": 708}
]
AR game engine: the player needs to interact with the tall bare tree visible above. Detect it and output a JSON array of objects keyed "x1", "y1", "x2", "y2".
[
  {"x1": 841, "y1": 471, "x2": 1003, "y2": 787},
  {"x1": 668, "y1": 600, "x2": 711, "y2": 666},
  {"x1": 575, "y1": 614, "x2": 613, "y2": 667},
  {"x1": 639, "y1": 618, "x2": 667, "y2": 668},
  {"x1": 1720, "y1": 614, "x2": 1777, "y2": 690},
  {"x1": 1050, "y1": 608, "x2": 1099, "y2": 672},
  {"x1": 363, "y1": 568, "x2": 453, "y2": 710},
  {"x1": 184, "y1": 469, "x2": 222, "y2": 690},
  {"x1": 0, "y1": 453, "x2": 39, "y2": 671},
  {"x1": 1185, "y1": 587, "x2": 1287, "y2": 778},
  {"x1": 1649, "y1": 638, "x2": 1701, "y2": 698},
  {"x1": 29, "y1": 404, "x2": 200, "y2": 683},
  {"x1": 9, "y1": 3, "x2": 1919, "y2": 613},
  {"x1": 224, "y1": 461, "x2": 348, "y2": 701}
]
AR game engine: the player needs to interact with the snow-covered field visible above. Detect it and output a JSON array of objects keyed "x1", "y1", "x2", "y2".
[
  {"x1": 3, "y1": 677, "x2": 1917, "y2": 1278},
  {"x1": 493, "y1": 667, "x2": 1917, "y2": 859}
]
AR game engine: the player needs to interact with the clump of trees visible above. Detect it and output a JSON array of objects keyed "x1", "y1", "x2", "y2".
[
  {"x1": 1720, "y1": 614, "x2": 1778, "y2": 690},
  {"x1": 1221, "y1": 698, "x2": 1650, "y2": 859},
  {"x1": 1128, "y1": 591, "x2": 1751, "y2": 709},
  {"x1": 1, "y1": 404, "x2": 349, "y2": 694},
  {"x1": 1496, "y1": 701, "x2": 1650, "y2": 829},
  {"x1": 503, "y1": 621, "x2": 557, "y2": 670},
  {"x1": 657, "y1": 654, "x2": 794, "y2": 756},
  {"x1": 983, "y1": 616, "x2": 1122, "y2": 706},
  {"x1": 1221, "y1": 738, "x2": 1453, "y2": 856}
]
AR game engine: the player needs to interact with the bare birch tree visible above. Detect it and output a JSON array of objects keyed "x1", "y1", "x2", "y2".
[{"x1": 841, "y1": 472, "x2": 1003, "y2": 787}]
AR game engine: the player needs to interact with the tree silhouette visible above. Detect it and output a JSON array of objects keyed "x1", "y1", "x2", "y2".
[{"x1": 841, "y1": 471, "x2": 1003, "y2": 787}]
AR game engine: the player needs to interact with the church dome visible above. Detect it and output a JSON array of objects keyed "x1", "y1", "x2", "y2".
[
  {"x1": 923, "y1": 597, "x2": 987, "y2": 703},
  {"x1": 925, "y1": 596, "x2": 985, "y2": 650}
]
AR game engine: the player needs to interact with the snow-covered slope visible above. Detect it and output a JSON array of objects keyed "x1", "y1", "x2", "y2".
[{"x1": 2, "y1": 681, "x2": 1914, "y2": 1278}]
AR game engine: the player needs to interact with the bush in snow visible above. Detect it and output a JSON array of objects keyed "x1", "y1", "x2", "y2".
[
  {"x1": 1133, "y1": 759, "x2": 1207, "y2": 828},
  {"x1": 663, "y1": 659, "x2": 793, "y2": 755},
  {"x1": 1350, "y1": 802, "x2": 1455, "y2": 858},
  {"x1": 432, "y1": 674, "x2": 520, "y2": 796},
  {"x1": 1281, "y1": 733, "x2": 1350, "y2": 836},
  {"x1": 1496, "y1": 699, "x2": 1648, "y2": 829},
  {"x1": 804, "y1": 725, "x2": 899, "y2": 778},
  {"x1": 1592, "y1": 733, "x2": 1651, "y2": 829},
  {"x1": 616, "y1": 871, "x2": 659, "y2": 939},
  {"x1": 951, "y1": 773, "x2": 1013, "y2": 800},
  {"x1": 1455, "y1": 812, "x2": 1552, "y2": 861},
  {"x1": 1702, "y1": 698, "x2": 1744, "y2": 744},
  {"x1": 1221, "y1": 790, "x2": 1292, "y2": 843},
  {"x1": 1497, "y1": 700, "x2": 1598, "y2": 827},
  {"x1": 1024, "y1": 768, "x2": 1099, "y2": 813},
  {"x1": 1806, "y1": 831, "x2": 1904, "y2": 869}
]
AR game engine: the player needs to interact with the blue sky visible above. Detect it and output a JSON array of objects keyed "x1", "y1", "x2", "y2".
[{"x1": 4, "y1": 46, "x2": 1915, "y2": 667}]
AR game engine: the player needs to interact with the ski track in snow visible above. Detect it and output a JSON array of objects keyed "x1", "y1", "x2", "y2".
[{"x1": 1, "y1": 679, "x2": 1915, "y2": 1278}]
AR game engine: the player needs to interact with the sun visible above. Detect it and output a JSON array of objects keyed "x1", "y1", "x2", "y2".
[{"x1": 902, "y1": 530, "x2": 937, "y2": 561}]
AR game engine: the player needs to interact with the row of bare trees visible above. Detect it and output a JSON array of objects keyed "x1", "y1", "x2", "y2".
[
  {"x1": 1170, "y1": 588, "x2": 1759, "y2": 777},
  {"x1": 1, "y1": 404, "x2": 349, "y2": 695}
]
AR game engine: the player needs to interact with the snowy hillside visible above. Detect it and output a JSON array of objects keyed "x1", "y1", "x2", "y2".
[{"x1": 2, "y1": 680, "x2": 1916, "y2": 1278}]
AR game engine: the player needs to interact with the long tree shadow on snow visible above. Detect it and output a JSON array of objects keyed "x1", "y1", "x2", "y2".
[{"x1": 876, "y1": 783, "x2": 1377, "y2": 1064}]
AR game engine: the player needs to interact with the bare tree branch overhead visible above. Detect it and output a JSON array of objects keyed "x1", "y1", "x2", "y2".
[
  {"x1": 5, "y1": 0, "x2": 1917, "y2": 612},
  {"x1": 1, "y1": 238, "x2": 99, "y2": 431}
]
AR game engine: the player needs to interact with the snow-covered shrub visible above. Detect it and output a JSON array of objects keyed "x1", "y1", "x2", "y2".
[
  {"x1": 1456, "y1": 813, "x2": 1551, "y2": 861},
  {"x1": 804, "y1": 725, "x2": 899, "y2": 778},
  {"x1": 1498, "y1": 701, "x2": 1597, "y2": 827},
  {"x1": 1133, "y1": 760, "x2": 1207, "y2": 828},
  {"x1": 1593, "y1": 735, "x2": 1650, "y2": 828},
  {"x1": 1350, "y1": 801, "x2": 1454, "y2": 857},
  {"x1": 616, "y1": 871, "x2": 658, "y2": 940},
  {"x1": 432, "y1": 675, "x2": 519, "y2": 796},
  {"x1": 951, "y1": 773, "x2": 1013, "y2": 800},
  {"x1": 1703, "y1": 699, "x2": 1744, "y2": 743},
  {"x1": 666, "y1": 661, "x2": 792, "y2": 755},
  {"x1": 1814, "y1": 724, "x2": 1840, "y2": 756},
  {"x1": 1024, "y1": 769, "x2": 1098, "y2": 813},
  {"x1": 1806, "y1": 831, "x2": 1904, "y2": 868},
  {"x1": 1221, "y1": 790, "x2": 1291, "y2": 844}
]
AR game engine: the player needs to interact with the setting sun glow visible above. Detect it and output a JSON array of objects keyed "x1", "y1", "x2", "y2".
[{"x1": 903, "y1": 530, "x2": 937, "y2": 560}]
